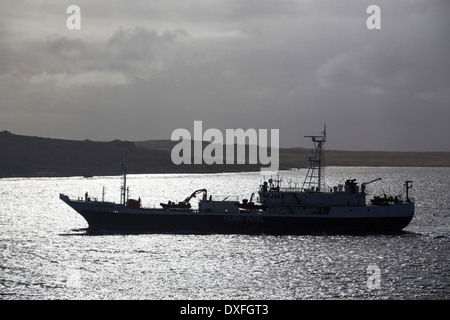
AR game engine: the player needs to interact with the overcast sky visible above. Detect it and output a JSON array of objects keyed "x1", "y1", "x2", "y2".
[{"x1": 1, "y1": 0, "x2": 449, "y2": 151}]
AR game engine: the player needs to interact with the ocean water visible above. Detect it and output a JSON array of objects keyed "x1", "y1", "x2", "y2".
[{"x1": 0, "y1": 167, "x2": 448, "y2": 300}]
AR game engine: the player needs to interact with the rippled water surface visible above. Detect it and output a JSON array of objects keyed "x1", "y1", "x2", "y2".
[{"x1": 1, "y1": 167, "x2": 449, "y2": 299}]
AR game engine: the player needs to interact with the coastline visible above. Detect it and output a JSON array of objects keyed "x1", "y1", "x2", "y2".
[{"x1": 1, "y1": 131, "x2": 449, "y2": 178}]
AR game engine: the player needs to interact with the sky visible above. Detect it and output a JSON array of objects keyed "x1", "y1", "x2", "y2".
[{"x1": 0, "y1": 0, "x2": 449, "y2": 151}]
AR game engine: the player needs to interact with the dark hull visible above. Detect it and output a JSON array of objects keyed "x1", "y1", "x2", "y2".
[{"x1": 78, "y1": 209, "x2": 413, "y2": 235}]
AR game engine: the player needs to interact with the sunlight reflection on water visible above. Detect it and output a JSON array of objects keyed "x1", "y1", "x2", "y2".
[{"x1": 0, "y1": 167, "x2": 449, "y2": 299}]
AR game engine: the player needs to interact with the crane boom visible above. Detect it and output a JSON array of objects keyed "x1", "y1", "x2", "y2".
[
  {"x1": 362, "y1": 178, "x2": 382, "y2": 186},
  {"x1": 182, "y1": 189, "x2": 208, "y2": 204},
  {"x1": 361, "y1": 178, "x2": 381, "y2": 194}
]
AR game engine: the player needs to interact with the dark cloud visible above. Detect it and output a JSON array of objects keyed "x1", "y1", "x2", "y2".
[{"x1": 0, "y1": 0, "x2": 449, "y2": 151}]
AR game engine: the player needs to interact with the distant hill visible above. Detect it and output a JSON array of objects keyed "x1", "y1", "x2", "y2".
[
  {"x1": 1, "y1": 130, "x2": 449, "y2": 178},
  {"x1": 0, "y1": 131, "x2": 260, "y2": 177},
  {"x1": 279, "y1": 148, "x2": 450, "y2": 168}
]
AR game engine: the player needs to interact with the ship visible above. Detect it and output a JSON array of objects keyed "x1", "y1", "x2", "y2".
[{"x1": 60, "y1": 127, "x2": 415, "y2": 234}]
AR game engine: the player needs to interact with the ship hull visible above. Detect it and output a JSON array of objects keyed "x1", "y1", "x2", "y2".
[
  {"x1": 80, "y1": 210, "x2": 413, "y2": 234},
  {"x1": 61, "y1": 195, "x2": 414, "y2": 234}
]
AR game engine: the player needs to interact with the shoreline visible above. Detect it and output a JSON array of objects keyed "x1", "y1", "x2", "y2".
[
  {"x1": 1, "y1": 165, "x2": 449, "y2": 179},
  {"x1": 1, "y1": 130, "x2": 449, "y2": 178}
]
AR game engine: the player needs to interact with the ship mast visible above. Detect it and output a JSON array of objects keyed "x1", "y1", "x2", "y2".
[
  {"x1": 302, "y1": 125, "x2": 326, "y2": 192},
  {"x1": 120, "y1": 149, "x2": 129, "y2": 205},
  {"x1": 405, "y1": 180, "x2": 413, "y2": 202}
]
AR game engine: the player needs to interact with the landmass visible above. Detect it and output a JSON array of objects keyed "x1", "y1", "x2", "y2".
[{"x1": 1, "y1": 130, "x2": 449, "y2": 178}]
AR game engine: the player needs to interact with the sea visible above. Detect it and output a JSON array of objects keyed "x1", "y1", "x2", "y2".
[{"x1": 0, "y1": 167, "x2": 448, "y2": 301}]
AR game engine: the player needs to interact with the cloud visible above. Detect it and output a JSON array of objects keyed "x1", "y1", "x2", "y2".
[
  {"x1": 1, "y1": 26, "x2": 188, "y2": 89},
  {"x1": 0, "y1": 0, "x2": 449, "y2": 151},
  {"x1": 29, "y1": 71, "x2": 131, "y2": 88},
  {"x1": 107, "y1": 26, "x2": 187, "y2": 60}
]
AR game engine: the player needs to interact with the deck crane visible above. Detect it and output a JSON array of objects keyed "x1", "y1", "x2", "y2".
[
  {"x1": 361, "y1": 177, "x2": 382, "y2": 194},
  {"x1": 161, "y1": 189, "x2": 208, "y2": 210}
]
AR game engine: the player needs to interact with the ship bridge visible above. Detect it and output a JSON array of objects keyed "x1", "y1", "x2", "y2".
[{"x1": 259, "y1": 180, "x2": 367, "y2": 207}]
